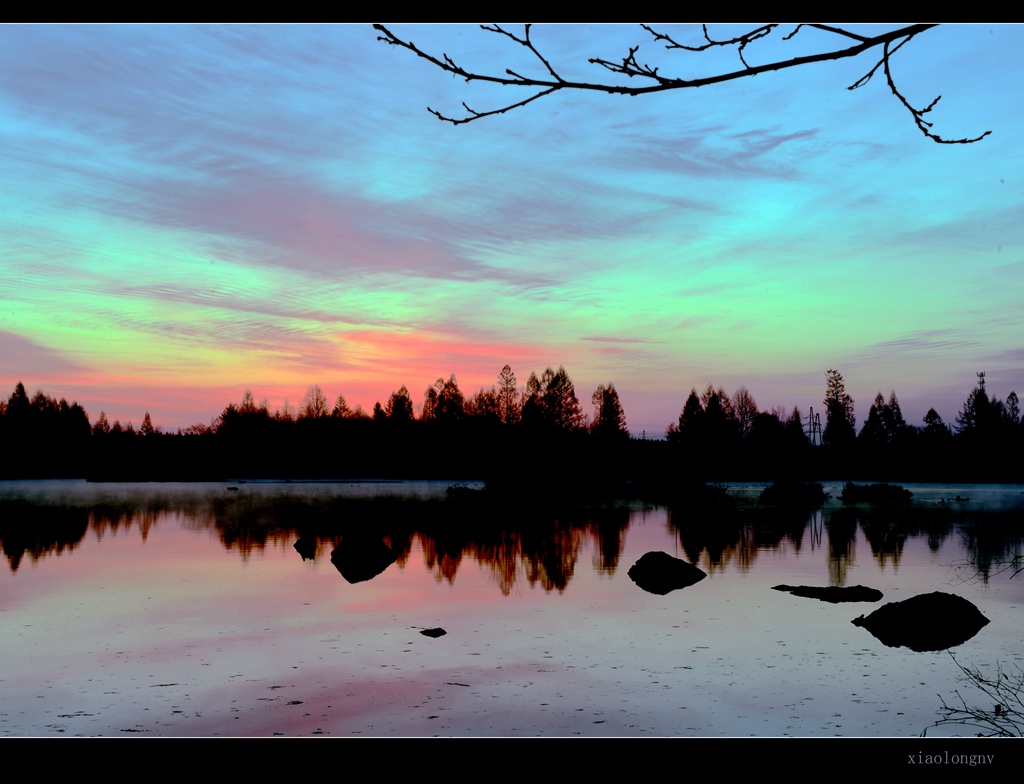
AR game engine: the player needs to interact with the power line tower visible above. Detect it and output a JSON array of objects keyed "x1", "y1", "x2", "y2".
[{"x1": 805, "y1": 406, "x2": 823, "y2": 445}]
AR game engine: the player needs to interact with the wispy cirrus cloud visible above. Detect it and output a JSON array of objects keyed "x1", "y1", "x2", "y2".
[{"x1": 0, "y1": 331, "x2": 93, "y2": 382}]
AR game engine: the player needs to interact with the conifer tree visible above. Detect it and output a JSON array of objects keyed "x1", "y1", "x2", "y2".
[
  {"x1": 93, "y1": 411, "x2": 111, "y2": 436},
  {"x1": 591, "y1": 383, "x2": 628, "y2": 440},
  {"x1": 860, "y1": 392, "x2": 887, "y2": 445},
  {"x1": 498, "y1": 365, "x2": 520, "y2": 425},
  {"x1": 822, "y1": 369, "x2": 855, "y2": 448},
  {"x1": 435, "y1": 375, "x2": 465, "y2": 423},
  {"x1": 332, "y1": 394, "x2": 352, "y2": 418},
  {"x1": 385, "y1": 386, "x2": 414, "y2": 423}
]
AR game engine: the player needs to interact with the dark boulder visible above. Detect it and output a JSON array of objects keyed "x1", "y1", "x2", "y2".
[
  {"x1": 421, "y1": 627, "x2": 447, "y2": 638},
  {"x1": 773, "y1": 585, "x2": 883, "y2": 603},
  {"x1": 627, "y1": 551, "x2": 707, "y2": 595},
  {"x1": 330, "y1": 534, "x2": 398, "y2": 584},
  {"x1": 851, "y1": 592, "x2": 989, "y2": 652},
  {"x1": 293, "y1": 535, "x2": 318, "y2": 561}
]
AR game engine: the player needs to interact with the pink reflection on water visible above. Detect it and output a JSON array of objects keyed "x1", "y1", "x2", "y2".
[{"x1": 2, "y1": 483, "x2": 1023, "y2": 736}]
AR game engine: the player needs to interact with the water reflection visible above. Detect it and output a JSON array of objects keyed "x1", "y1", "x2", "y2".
[
  {"x1": 2, "y1": 481, "x2": 1023, "y2": 737},
  {"x1": 2, "y1": 484, "x2": 1022, "y2": 594},
  {"x1": 668, "y1": 506, "x2": 814, "y2": 576},
  {"x1": 0, "y1": 501, "x2": 89, "y2": 570}
]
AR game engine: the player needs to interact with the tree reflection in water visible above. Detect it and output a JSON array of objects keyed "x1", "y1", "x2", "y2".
[
  {"x1": 2, "y1": 482, "x2": 1023, "y2": 737},
  {"x1": 1, "y1": 484, "x2": 1022, "y2": 596}
]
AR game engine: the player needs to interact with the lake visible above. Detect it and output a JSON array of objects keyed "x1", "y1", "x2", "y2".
[{"x1": 1, "y1": 479, "x2": 1022, "y2": 737}]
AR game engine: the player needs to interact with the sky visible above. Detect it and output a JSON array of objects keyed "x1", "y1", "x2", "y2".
[{"x1": 1, "y1": 24, "x2": 1022, "y2": 436}]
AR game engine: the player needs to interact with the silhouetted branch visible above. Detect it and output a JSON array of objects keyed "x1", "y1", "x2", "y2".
[
  {"x1": 847, "y1": 33, "x2": 992, "y2": 144},
  {"x1": 924, "y1": 654, "x2": 1024, "y2": 737},
  {"x1": 481, "y1": 24, "x2": 564, "y2": 83},
  {"x1": 374, "y1": 23, "x2": 990, "y2": 144},
  {"x1": 637, "y1": 23, "x2": 776, "y2": 70}
]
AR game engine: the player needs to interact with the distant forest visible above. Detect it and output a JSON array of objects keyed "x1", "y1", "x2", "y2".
[{"x1": 0, "y1": 366, "x2": 1020, "y2": 484}]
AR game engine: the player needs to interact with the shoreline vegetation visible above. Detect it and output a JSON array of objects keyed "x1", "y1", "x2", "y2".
[{"x1": 0, "y1": 366, "x2": 1020, "y2": 485}]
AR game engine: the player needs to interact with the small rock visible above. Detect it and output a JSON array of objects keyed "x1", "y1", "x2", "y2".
[
  {"x1": 421, "y1": 627, "x2": 447, "y2": 638},
  {"x1": 773, "y1": 585, "x2": 883, "y2": 603}
]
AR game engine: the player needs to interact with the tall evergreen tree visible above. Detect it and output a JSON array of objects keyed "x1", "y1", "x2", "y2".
[
  {"x1": 434, "y1": 375, "x2": 465, "y2": 423},
  {"x1": 239, "y1": 389, "x2": 258, "y2": 414},
  {"x1": 332, "y1": 394, "x2": 352, "y2": 418},
  {"x1": 922, "y1": 408, "x2": 951, "y2": 442},
  {"x1": 956, "y1": 372, "x2": 994, "y2": 434},
  {"x1": 822, "y1": 369, "x2": 855, "y2": 447},
  {"x1": 883, "y1": 390, "x2": 908, "y2": 439},
  {"x1": 668, "y1": 388, "x2": 704, "y2": 442},
  {"x1": 701, "y1": 384, "x2": 738, "y2": 445},
  {"x1": 518, "y1": 367, "x2": 584, "y2": 431},
  {"x1": 93, "y1": 411, "x2": 111, "y2": 436},
  {"x1": 859, "y1": 392, "x2": 887, "y2": 445},
  {"x1": 385, "y1": 386, "x2": 415, "y2": 423},
  {"x1": 1005, "y1": 391, "x2": 1021, "y2": 427},
  {"x1": 545, "y1": 367, "x2": 585, "y2": 431},
  {"x1": 421, "y1": 385, "x2": 438, "y2": 421},
  {"x1": 498, "y1": 364, "x2": 520, "y2": 425},
  {"x1": 520, "y1": 371, "x2": 543, "y2": 428},
  {"x1": 7, "y1": 382, "x2": 30, "y2": 420},
  {"x1": 591, "y1": 383, "x2": 628, "y2": 440}
]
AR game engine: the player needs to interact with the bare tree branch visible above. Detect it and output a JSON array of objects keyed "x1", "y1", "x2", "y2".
[
  {"x1": 639, "y1": 23, "x2": 777, "y2": 69},
  {"x1": 881, "y1": 39, "x2": 992, "y2": 144},
  {"x1": 924, "y1": 654, "x2": 1024, "y2": 737},
  {"x1": 481, "y1": 24, "x2": 564, "y2": 83},
  {"x1": 373, "y1": 23, "x2": 991, "y2": 144}
]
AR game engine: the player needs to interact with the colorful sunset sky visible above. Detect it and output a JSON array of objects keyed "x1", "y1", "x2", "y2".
[{"x1": 2, "y1": 24, "x2": 1022, "y2": 436}]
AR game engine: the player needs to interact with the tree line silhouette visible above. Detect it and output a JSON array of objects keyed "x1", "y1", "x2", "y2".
[{"x1": 0, "y1": 367, "x2": 1019, "y2": 483}]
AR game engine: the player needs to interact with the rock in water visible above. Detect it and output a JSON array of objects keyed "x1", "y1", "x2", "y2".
[
  {"x1": 773, "y1": 585, "x2": 883, "y2": 603},
  {"x1": 851, "y1": 592, "x2": 989, "y2": 652},
  {"x1": 293, "y1": 535, "x2": 318, "y2": 561},
  {"x1": 421, "y1": 628, "x2": 446, "y2": 638},
  {"x1": 331, "y1": 535, "x2": 397, "y2": 584},
  {"x1": 627, "y1": 551, "x2": 707, "y2": 595}
]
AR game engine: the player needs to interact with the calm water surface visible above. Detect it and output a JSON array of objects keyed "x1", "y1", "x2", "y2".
[{"x1": 1, "y1": 480, "x2": 1022, "y2": 736}]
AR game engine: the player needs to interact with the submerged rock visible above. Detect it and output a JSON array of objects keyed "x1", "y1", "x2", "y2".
[
  {"x1": 421, "y1": 627, "x2": 447, "y2": 638},
  {"x1": 772, "y1": 585, "x2": 883, "y2": 603},
  {"x1": 627, "y1": 551, "x2": 707, "y2": 595},
  {"x1": 330, "y1": 535, "x2": 398, "y2": 584},
  {"x1": 851, "y1": 592, "x2": 989, "y2": 652}
]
